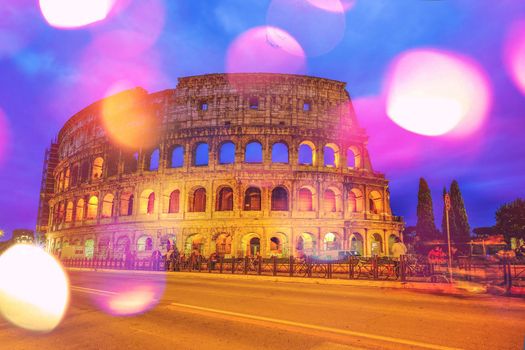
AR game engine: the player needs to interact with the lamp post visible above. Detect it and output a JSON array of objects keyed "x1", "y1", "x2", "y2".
[{"x1": 444, "y1": 193, "x2": 453, "y2": 283}]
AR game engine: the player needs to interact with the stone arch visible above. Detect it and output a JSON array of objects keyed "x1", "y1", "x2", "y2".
[
  {"x1": 101, "y1": 193, "x2": 114, "y2": 218},
  {"x1": 193, "y1": 142, "x2": 209, "y2": 166},
  {"x1": 65, "y1": 201, "x2": 74, "y2": 222},
  {"x1": 370, "y1": 232, "x2": 383, "y2": 256},
  {"x1": 298, "y1": 186, "x2": 314, "y2": 211},
  {"x1": 369, "y1": 190, "x2": 383, "y2": 214},
  {"x1": 244, "y1": 186, "x2": 261, "y2": 211},
  {"x1": 349, "y1": 232, "x2": 364, "y2": 255},
  {"x1": 145, "y1": 148, "x2": 160, "y2": 171},
  {"x1": 388, "y1": 234, "x2": 398, "y2": 256},
  {"x1": 92, "y1": 157, "x2": 104, "y2": 180},
  {"x1": 185, "y1": 233, "x2": 205, "y2": 255},
  {"x1": 120, "y1": 191, "x2": 134, "y2": 216},
  {"x1": 245, "y1": 141, "x2": 263, "y2": 163},
  {"x1": 323, "y1": 143, "x2": 340, "y2": 167},
  {"x1": 189, "y1": 187, "x2": 206, "y2": 212},
  {"x1": 348, "y1": 188, "x2": 364, "y2": 212},
  {"x1": 168, "y1": 145, "x2": 184, "y2": 168},
  {"x1": 84, "y1": 238, "x2": 95, "y2": 258},
  {"x1": 323, "y1": 187, "x2": 341, "y2": 212},
  {"x1": 271, "y1": 186, "x2": 289, "y2": 211},
  {"x1": 97, "y1": 236, "x2": 111, "y2": 258},
  {"x1": 295, "y1": 232, "x2": 316, "y2": 257},
  {"x1": 218, "y1": 141, "x2": 235, "y2": 164},
  {"x1": 139, "y1": 189, "x2": 155, "y2": 214},
  {"x1": 298, "y1": 140, "x2": 316, "y2": 166},
  {"x1": 75, "y1": 198, "x2": 85, "y2": 221},
  {"x1": 86, "y1": 195, "x2": 98, "y2": 219},
  {"x1": 271, "y1": 141, "x2": 289, "y2": 163},
  {"x1": 214, "y1": 233, "x2": 232, "y2": 255},
  {"x1": 268, "y1": 232, "x2": 288, "y2": 257},
  {"x1": 168, "y1": 189, "x2": 180, "y2": 213},
  {"x1": 323, "y1": 232, "x2": 341, "y2": 251},
  {"x1": 346, "y1": 145, "x2": 361, "y2": 168},
  {"x1": 240, "y1": 232, "x2": 262, "y2": 256},
  {"x1": 137, "y1": 235, "x2": 154, "y2": 252},
  {"x1": 216, "y1": 186, "x2": 234, "y2": 211},
  {"x1": 115, "y1": 236, "x2": 130, "y2": 258}
]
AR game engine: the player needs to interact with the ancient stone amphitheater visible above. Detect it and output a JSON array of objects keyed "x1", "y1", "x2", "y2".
[{"x1": 37, "y1": 73, "x2": 403, "y2": 260}]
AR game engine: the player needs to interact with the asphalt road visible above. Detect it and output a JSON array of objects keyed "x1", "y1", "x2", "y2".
[{"x1": 1, "y1": 270, "x2": 524, "y2": 350}]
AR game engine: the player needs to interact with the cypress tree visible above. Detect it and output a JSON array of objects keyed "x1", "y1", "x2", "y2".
[
  {"x1": 416, "y1": 178, "x2": 438, "y2": 241},
  {"x1": 441, "y1": 187, "x2": 448, "y2": 238},
  {"x1": 449, "y1": 180, "x2": 471, "y2": 243}
]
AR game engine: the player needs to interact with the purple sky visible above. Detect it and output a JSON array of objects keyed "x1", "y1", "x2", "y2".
[{"x1": 1, "y1": 0, "x2": 525, "y2": 240}]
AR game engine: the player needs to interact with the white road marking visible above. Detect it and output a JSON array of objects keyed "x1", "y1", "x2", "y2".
[
  {"x1": 71, "y1": 286, "x2": 117, "y2": 296},
  {"x1": 169, "y1": 302, "x2": 464, "y2": 350}
]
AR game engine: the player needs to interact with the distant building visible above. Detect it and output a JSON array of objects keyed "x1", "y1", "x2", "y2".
[
  {"x1": 38, "y1": 73, "x2": 404, "y2": 260},
  {"x1": 0, "y1": 229, "x2": 35, "y2": 253}
]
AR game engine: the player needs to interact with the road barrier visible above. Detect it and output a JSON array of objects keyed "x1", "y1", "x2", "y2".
[{"x1": 61, "y1": 254, "x2": 525, "y2": 292}]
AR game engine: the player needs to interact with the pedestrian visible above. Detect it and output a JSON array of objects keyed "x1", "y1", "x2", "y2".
[{"x1": 390, "y1": 236, "x2": 407, "y2": 278}]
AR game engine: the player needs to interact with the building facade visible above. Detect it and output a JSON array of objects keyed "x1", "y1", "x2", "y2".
[{"x1": 38, "y1": 73, "x2": 403, "y2": 260}]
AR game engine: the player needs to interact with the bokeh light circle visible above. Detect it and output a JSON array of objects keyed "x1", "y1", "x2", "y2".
[
  {"x1": 0, "y1": 245, "x2": 69, "y2": 332},
  {"x1": 267, "y1": 0, "x2": 346, "y2": 57},
  {"x1": 39, "y1": 0, "x2": 116, "y2": 28},
  {"x1": 101, "y1": 86, "x2": 161, "y2": 150},
  {"x1": 226, "y1": 26, "x2": 306, "y2": 76},
  {"x1": 306, "y1": 0, "x2": 355, "y2": 13},
  {"x1": 384, "y1": 49, "x2": 491, "y2": 136},
  {"x1": 503, "y1": 19, "x2": 525, "y2": 96}
]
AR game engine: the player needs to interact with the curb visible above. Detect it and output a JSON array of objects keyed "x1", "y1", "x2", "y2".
[{"x1": 67, "y1": 267, "x2": 484, "y2": 295}]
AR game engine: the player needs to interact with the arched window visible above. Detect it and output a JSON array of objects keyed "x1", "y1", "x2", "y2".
[
  {"x1": 57, "y1": 202, "x2": 65, "y2": 223},
  {"x1": 216, "y1": 187, "x2": 234, "y2": 211},
  {"x1": 350, "y1": 233, "x2": 364, "y2": 255},
  {"x1": 146, "y1": 148, "x2": 160, "y2": 171},
  {"x1": 298, "y1": 188, "x2": 313, "y2": 211},
  {"x1": 194, "y1": 143, "x2": 209, "y2": 166},
  {"x1": 323, "y1": 189, "x2": 336, "y2": 212},
  {"x1": 75, "y1": 199, "x2": 85, "y2": 221},
  {"x1": 245, "y1": 141, "x2": 262, "y2": 163},
  {"x1": 190, "y1": 188, "x2": 206, "y2": 212},
  {"x1": 324, "y1": 145, "x2": 339, "y2": 167},
  {"x1": 271, "y1": 142, "x2": 289, "y2": 163},
  {"x1": 101, "y1": 193, "x2": 114, "y2": 218},
  {"x1": 168, "y1": 190, "x2": 180, "y2": 213},
  {"x1": 120, "y1": 192, "x2": 134, "y2": 216},
  {"x1": 106, "y1": 151, "x2": 119, "y2": 177},
  {"x1": 369, "y1": 191, "x2": 383, "y2": 214},
  {"x1": 347, "y1": 146, "x2": 361, "y2": 168},
  {"x1": 65, "y1": 201, "x2": 73, "y2": 222},
  {"x1": 86, "y1": 196, "x2": 98, "y2": 219},
  {"x1": 270, "y1": 237, "x2": 281, "y2": 254},
  {"x1": 244, "y1": 187, "x2": 261, "y2": 211},
  {"x1": 298, "y1": 143, "x2": 313, "y2": 165},
  {"x1": 147, "y1": 192, "x2": 155, "y2": 214},
  {"x1": 271, "y1": 187, "x2": 288, "y2": 211},
  {"x1": 80, "y1": 160, "x2": 90, "y2": 183},
  {"x1": 169, "y1": 145, "x2": 184, "y2": 168},
  {"x1": 347, "y1": 148, "x2": 356, "y2": 168},
  {"x1": 70, "y1": 164, "x2": 79, "y2": 187},
  {"x1": 92, "y1": 157, "x2": 104, "y2": 179},
  {"x1": 249, "y1": 237, "x2": 260, "y2": 256},
  {"x1": 123, "y1": 152, "x2": 138, "y2": 174},
  {"x1": 219, "y1": 142, "x2": 235, "y2": 164}
]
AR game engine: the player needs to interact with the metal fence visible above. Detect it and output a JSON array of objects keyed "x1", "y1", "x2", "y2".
[{"x1": 62, "y1": 254, "x2": 525, "y2": 294}]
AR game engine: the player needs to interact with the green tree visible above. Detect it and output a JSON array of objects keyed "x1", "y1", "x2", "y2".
[
  {"x1": 495, "y1": 198, "x2": 525, "y2": 243},
  {"x1": 416, "y1": 178, "x2": 438, "y2": 241},
  {"x1": 449, "y1": 180, "x2": 471, "y2": 243}
]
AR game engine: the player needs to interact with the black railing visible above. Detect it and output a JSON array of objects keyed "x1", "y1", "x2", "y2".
[{"x1": 61, "y1": 255, "x2": 525, "y2": 293}]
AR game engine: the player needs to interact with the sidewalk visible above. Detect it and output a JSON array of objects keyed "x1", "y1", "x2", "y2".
[{"x1": 67, "y1": 267, "x2": 489, "y2": 296}]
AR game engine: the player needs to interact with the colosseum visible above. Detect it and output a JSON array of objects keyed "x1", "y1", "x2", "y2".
[{"x1": 36, "y1": 73, "x2": 404, "y2": 261}]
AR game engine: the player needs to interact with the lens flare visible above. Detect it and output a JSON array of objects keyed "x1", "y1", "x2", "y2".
[
  {"x1": 267, "y1": 0, "x2": 345, "y2": 57},
  {"x1": 101, "y1": 86, "x2": 161, "y2": 149},
  {"x1": 226, "y1": 26, "x2": 306, "y2": 76},
  {"x1": 384, "y1": 49, "x2": 491, "y2": 136},
  {"x1": 0, "y1": 245, "x2": 69, "y2": 332},
  {"x1": 503, "y1": 20, "x2": 525, "y2": 96},
  {"x1": 39, "y1": 0, "x2": 116, "y2": 28},
  {"x1": 90, "y1": 272, "x2": 166, "y2": 316},
  {"x1": 306, "y1": 0, "x2": 355, "y2": 13}
]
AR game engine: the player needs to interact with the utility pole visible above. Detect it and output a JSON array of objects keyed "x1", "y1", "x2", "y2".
[{"x1": 444, "y1": 193, "x2": 453, "y2": 283}]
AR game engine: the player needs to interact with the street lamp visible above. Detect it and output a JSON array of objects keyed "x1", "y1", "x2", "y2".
[{"x1": 444, "y1": 193, "x2": 453, "y2": 283}]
